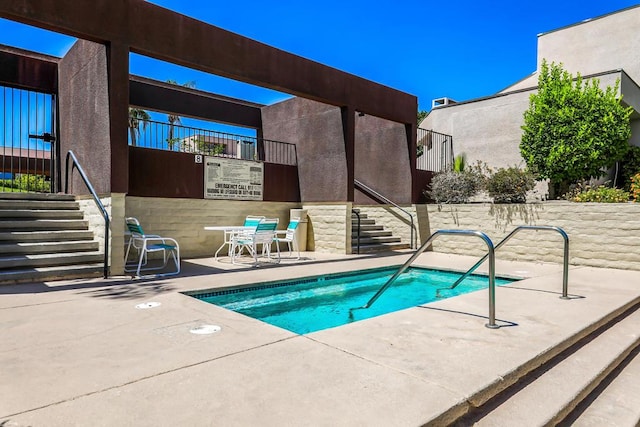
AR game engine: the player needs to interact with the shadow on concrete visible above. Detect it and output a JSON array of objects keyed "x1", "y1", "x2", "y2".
[
  {"x1": 0, "y1": 251, "x2": 413, "y2": 297},
  {"x1": 417, "y1": 306, "x2": 519, "y2": 328}
]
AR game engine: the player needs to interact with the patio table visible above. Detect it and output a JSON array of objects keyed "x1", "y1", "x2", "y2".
[{"x1": 204, "y1": 226, "x2": 253, "y2": 260}]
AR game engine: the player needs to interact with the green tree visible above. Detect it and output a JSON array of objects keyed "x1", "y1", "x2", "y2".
[
  {"x1": 165, "y1": 80, "x2": 196, "y2": 147},
  {"x1": 417, "y1": 110, "x2": 428, "y2": 125},
  {"x1": 128, "y1": 107, "x2": 151, "y2": 147},
  {"x1": 520, "y1": 60, "x2": 632, "y2": 196}
]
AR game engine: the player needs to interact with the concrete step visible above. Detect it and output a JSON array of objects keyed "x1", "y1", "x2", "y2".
[
  {"x1": 351, "y1": 230, "x2": 393, "y2": 238},
  {"x1": 354, "y1": 242, "x2": 411, "y2": 253},
  {"x1": 0, "y1": 230, "x2": 95, "y2": 242},
  {"x1": 0, "y1": 263, "x2": 104, "y2": 285},
  {"x1": 352, "y1": 218, "x2": 376, "y2": 226},
  {"x1": 0, "y1": 192, "x2": 75, "y2": 201},
  {"x1": 0, "y1": 240, "x2": 99, "y2": 255},
  {"x1": 352, "y1": 224, "x2": 384, "y2": 232},
  {"x1": 0, "y1": 251, "x2": 104, "y2": 269},
  {"x1": 569, "y1": 349, "x2": 640, "y2": 426},
  {"x1": 0, "y1": 219, "x2": 88, "y2": 231},
  {"x1": 0, "y1": 199, "x2": 80, "y2": 210},
  {"x1": 0, "y1": 209, "x2": 84, "y2": 219},
  {"x1": 472, "y1": 308, "x2": 640, "y2": 426},
  {"x1": 351, "y1": 236, "x2": 402, "y2": 245}
]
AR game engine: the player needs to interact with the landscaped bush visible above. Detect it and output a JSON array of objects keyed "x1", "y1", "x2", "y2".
[
  {"x1": 620, "y1": 146, "x2": 640, "y2": 190},
  {"x1": 425, "y1": 170, "x2": 483, "y2": 203},
  {"x1": 0, "y1": 174, "x2": 50, "y2": 192},
  {"x1": 486, "y1": 166, "x2": 535, "y2": 203},
  {"x1": 630, "y1": 173, "x2": 640, "y2": 202},
  {"x1": 571, "y1": 185, "x2": 630, "y2": 203}
]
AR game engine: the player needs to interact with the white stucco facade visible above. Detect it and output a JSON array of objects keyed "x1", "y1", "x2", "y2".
[{"x1": 422, "y1": 5, "x2": 640, "y2": 170}]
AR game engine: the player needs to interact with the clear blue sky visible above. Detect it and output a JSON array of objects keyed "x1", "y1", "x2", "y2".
[{"x1": 1, "y1": 1, "x2": 639, "y2": 118}]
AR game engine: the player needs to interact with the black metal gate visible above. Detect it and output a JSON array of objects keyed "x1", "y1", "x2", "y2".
[{"x1": 1, "y1": 85, "x2": 56, "y2": 193}]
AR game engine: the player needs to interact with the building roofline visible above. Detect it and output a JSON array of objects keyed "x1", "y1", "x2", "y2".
[
  {"x1": 537, "y1": 5, "x2": 640, "y2": 37},
  {"x1": 431, "y1": 68, "x2": 628, "y2": 110}
]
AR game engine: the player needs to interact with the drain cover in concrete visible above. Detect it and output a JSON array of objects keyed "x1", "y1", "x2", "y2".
[
  {"x1": 135, "y1": 302, "x2": 162, "y2": 309},
  {"x1": 190, "y1": 324, "x2": 221, "y2": 335}
]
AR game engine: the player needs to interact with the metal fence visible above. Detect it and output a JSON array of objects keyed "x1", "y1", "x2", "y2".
[
  {"x1": 129, "y1": 117, "x2": 297, "y2": 166},
  {"x1": 416, "y1": 128, "x2": 454, "y2": 172},
  {"x1": 1, "y1": 85, "x2": 56, "y2": 192}
]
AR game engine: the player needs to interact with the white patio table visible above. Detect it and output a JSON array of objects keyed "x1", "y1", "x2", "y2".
[{"x1": 204, "y1": 226, "x2": 253, "y2": 260}]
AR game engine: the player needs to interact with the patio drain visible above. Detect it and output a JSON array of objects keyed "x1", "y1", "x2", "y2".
[
  {"x1": 190, "y1": 324, "x2": 221, "y2": 335},
  {"x1": 135, "y1": 302, "x2": 162, "y2": 309}
]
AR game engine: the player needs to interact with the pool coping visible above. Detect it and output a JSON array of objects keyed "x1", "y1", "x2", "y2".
[{"x1": 1, "y1": 251, "x2": 639, "y2": 426}]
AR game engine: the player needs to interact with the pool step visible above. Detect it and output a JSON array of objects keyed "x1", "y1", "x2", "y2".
[
  {"x1": 449, "y1": 302, "x2": 640, "y2": 426},
  {"x1": 351, "y1": 208, "x2": 410, "y2": 253}
]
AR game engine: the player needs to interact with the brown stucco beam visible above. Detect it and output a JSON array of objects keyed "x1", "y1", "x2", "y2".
[
  {"x1": 0, "y1": 48, "x2": 58, "y2": 93},
  {"x1": 0, "y1": 0, "x2": 417, "y2": 126},
  {"x1": 129, "y1": 79, "x2": 263, "y2": 129}
]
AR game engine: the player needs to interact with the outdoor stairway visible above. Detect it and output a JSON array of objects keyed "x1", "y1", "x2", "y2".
[
  {"x1": 0, "y1": 193, "x2": 104, "y2": 284},
  {"x1": 449, "y1": 301, "x2": 640, "y2": 426},
  {"x1": 351, "y1": 209, "x2": 410, "y2": 253}
]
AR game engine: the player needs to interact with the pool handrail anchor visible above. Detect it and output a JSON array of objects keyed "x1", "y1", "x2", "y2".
[
  {"x1": 360, "y1": 229, "x2": 499, "y2": 329},
  {"x1": 437, "y1": 225, "x2": 570, "y2": 299}
]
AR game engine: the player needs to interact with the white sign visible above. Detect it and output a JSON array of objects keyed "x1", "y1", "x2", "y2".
[{"x1": 204, "y1": 157, "x2": 263, "y2": 200}]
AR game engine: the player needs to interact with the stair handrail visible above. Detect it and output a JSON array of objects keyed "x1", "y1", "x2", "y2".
[
  {"x1": 354, "y1": 179, "x2": 416, "y2": 249},
  {"x1": 439, "y1": 225, "x2": 569, "y2": 299},
  {"x1": 64, "y1": 150, "x2": 110, "y2": 278},
  {"x1": 352, "y1": 209, "x2": 361, "y2": 254},
  {"x1": 359, "y1": 229, "x2": 499, "y2": 328}
]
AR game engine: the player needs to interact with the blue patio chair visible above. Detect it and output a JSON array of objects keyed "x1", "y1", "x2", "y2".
[
  {"x1": 231, "y1": 218, "x2": 280, "y2": 265},
  {"x1": 124, "y1": 217, "x2": 180, "y2": 277},
  {"x1": 275, "y1": 220, "x2": 300, "y2": 259},
  {"x1": 215, "y1": 215, "x2": 264, "y2": 260}
]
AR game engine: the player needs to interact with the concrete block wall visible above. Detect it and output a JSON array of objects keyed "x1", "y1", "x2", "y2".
[
  {"x1": 424, "y1": 202, "x2": 640, "y2": 270},
  {"x1": 124, "y1": 197, "x2": 300, "y2": 260},
  {"x1": 78, "y1": 193, "x2": 126, "y2": 275},
  {"x1": 303, "y1": 203, "x2": 351, "y2": 254}
]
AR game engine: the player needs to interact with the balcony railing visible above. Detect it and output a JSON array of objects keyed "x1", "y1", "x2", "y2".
[
  {"x1": 128, "y1": 118, "x2": 297, "y2": 166},
  {"x1": 417, "y1": 128, "x2": 453, "y2": 172}
]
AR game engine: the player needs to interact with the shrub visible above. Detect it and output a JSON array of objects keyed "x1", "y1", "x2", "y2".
[
  {"x1": 486, "y1": 167, "x2": 535, "y2": 203},
  {"x1": 630, "y1": 173, "x2": 640, "y2": 202},
  {"x1": 571, "y1": 186, "x2": 630, "y2": 203},
  {"x1": 426, "y1": 170, "x2": 483, "y2": 203},
  {"x1": 620, "y1": 146, "x2": 640, "y2": 190}
]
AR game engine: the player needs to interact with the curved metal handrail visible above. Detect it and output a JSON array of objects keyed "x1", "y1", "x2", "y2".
[
  {"x1": 359, "y1": 229, "x2": 499, "y2": 328},
  {"x1": 65, "y1": 150, "x2": 110, "y2": 278},
  {"x1": 354, "y1": 179, "x2": 416, "y2": 249},
  {"x1": 439, "y1": 225, "x2": 569, "y2": 299}
]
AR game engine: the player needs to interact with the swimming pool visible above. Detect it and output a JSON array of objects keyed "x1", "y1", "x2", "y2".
[{"x1": 191, "y1": 266, "x2": 516, "y2": 334}]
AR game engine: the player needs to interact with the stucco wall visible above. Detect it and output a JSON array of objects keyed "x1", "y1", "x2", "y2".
[
  {"x1": 537, "y1": 6, "x2": 640, "y2": 81},
  {"x1": 58, "y1": 39, "x2": 111, "y2": 195},
  {"x1": 261, "y1": 98, "x2": 348, "y2": 202},
  {"x1": 423, "y1": 89, "x2": 533, "y2": 170},
  {"x1": 424, "y1": 202, "x2": 640, "y2": 271},
  {"x1": 354, "y1": 114, "x2": 412, "y2": 205}
]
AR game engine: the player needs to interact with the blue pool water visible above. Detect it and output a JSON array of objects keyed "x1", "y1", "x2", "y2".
[{"x1": 192, "y1": 267, "x2": 516, "y2": 334}]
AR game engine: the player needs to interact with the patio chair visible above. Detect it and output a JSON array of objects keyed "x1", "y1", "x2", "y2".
[
  {"x1": 231, "y1": 218, "x2": 280, "y2": 265},
  {"x1": 124, "y1": 217, "x2": 180, "y2": 277},
  {"x1": 275, "y1": 219, "x2": 300, "y2": 259},
  {"x1": 214, "y1": 215, "x2": 264, "y2": 260}
]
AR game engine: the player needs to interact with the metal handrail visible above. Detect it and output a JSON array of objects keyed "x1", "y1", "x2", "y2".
[
  {"x1": 354, "y1": 179, "x2": 416, "y2": 249},
  {"x1": 352, "y1": 209, "x2": 361, "y2": 254},
  {"x1": 439, "y1": 225, "x2": 569, "y2": 299},
  {"x1": 359, "y1": 229, "x2": 499, "y2": 329},
  {"x1": 65, "y1": 150, "x2": 110, "y2": 278}
]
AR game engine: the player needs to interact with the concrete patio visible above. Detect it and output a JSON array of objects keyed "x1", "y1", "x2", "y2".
[{"x1": 1, "y1": 251, "x2": 639, "y2": 426}]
